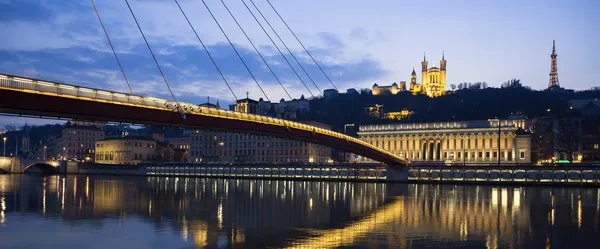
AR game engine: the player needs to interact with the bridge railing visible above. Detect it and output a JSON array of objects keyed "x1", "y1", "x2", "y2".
[{"x1": 0, "y1": 73, "x2": 402, "y2": 162}]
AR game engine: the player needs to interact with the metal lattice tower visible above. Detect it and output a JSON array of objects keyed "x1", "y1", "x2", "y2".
[{"x1": 548, "y1": 40, "x2": 560, "y2": 89}]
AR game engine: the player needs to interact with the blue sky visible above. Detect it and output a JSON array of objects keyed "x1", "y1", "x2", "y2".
[{"x1": 1, "y1": 0, "x2": 599, "y2": 127}]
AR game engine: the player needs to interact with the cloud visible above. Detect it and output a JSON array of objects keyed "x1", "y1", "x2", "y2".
[{"x1": 0, "y1": 0, "x2": 388, "y2": 107}]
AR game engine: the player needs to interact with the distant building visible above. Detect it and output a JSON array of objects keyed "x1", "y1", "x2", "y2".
[
  {"x1": 70, "y1": 120, "x2": 105, "y2": 128},
  {"x1": 323, "y1": 89, "x2": 339, "y2": 99},
  {"x1": 166, "y1": 130, "x2": 191, "y2": 163},
  {"x1": 231, "y1": 96, "x2": 309, "y2": 120},
  {"x1": 372, "y1": 53, "x2": 447, "y2": 97},
  {"x1": 552, "y1": 116, "x2": 583, "y2": 162},
  {"x1": 409, "y1": 67, "x2": 421, "y2": 95},
  {"x1": 198, "y1": 101, "x2": 220, "y2": 109},
  {"x1": 372, "y1": 82, "x2": 400, "y2": 95},
  {"x1": 189, "y1": 122, "x2": 332, "y2": 164},
  {"x1": 234, "y1": 98, "x2": 259, "y2": 114},
  {"x1": 95, "y1": 136, "x2": 156, "y2": 165},
  {"x1": 346, "y1": 88, "x2": 358, "y2": 95},
  {"x1": 371, "y1": 53, "x2": 446, "y2": 98},
  {"x1": 530, "y1": 118, "x2": 554, "y2": 163},
  {"x1": 166, "y1": 130, "x2": 191, "y2": 151},
  {"x1": 366, "y1": 104, "x2": 384, "y2": 119},
  {"x1": 420, "y1": 52, "x2": 447, "y2": 97},
  {"x1": 399, "y1": 81, "x2": 407, "y2": 91},
  {"x1": 357, "y1": 119, "x2": 532, "y2": 164},
  {"x1": 50, "y1": 123, "x2": 104, "y2": 161},
  {"x1": 385, "y1": 109, "x2": 414, "y2": 121},
  {"x1": 581, "y1": 118, "x2": 600, "y2": 162}
]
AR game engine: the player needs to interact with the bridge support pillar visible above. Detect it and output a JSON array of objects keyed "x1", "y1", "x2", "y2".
[
  {"x1": 386, "y1": 166, "x2": 409, "y2": 182},
  {"x1": 58, "y1": 161, "x2": 78, "y2": 174}
]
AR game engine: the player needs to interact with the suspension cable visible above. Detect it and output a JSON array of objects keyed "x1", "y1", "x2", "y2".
[
  {"x1": 200, "y1": 0, "x2": 270, "y2": 101},
  {"x1": 173, "y1": 0, "x2": 238, "y2": 100},
  {"x1": 124, "y1": 0, "x2": 184, "y2": 118},
  {"x1": 265, "y1": 0, "x2": 338, "y2": 91},
  {"x1": 247, "y1": 0, "x2": 322, "y2": 96},
  {"x1": 91, "y1": 0, "x2": 133, "y2": 95},
  {"x1": 219, "y1": 0, "x2": 296, "y2": 100},
  {"x1": 240, "y1": 0, "x2": 317, "y2": 98}
]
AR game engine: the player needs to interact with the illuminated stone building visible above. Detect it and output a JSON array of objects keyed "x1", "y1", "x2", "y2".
[
  {"x1": 50, "y1": 123, "x2": 104, "y2": 161},
  {"x1": 189, "y1": 122, "x2": 333, "y2": 164},
  {"x1": 409, "y1": 67, "x2": 421, "y2": 94},
  {"x1": 95, "y1": 136, "x2": 156, "y2": 165},
  {"x1": 357, "y1": 119, "x2": 532, "y2": 164},
  {"x1": 421, "y1": 52, "x2": 447, "y2": 97},
  {"x1": 233, "y1": 98, "x2": 258, "y2": 114},
  {"x1": 372, "y1": 82, "x2": 400, "y2": 95},
  {"x1": 385, "y1": 109, "x2": 414, "y2": 121},
  {"x1": 372, "y1": 53, "x2": 446, "y2": 97},
  {"x1": 366, "y1": 104, "x2": 384, "y2": 119}
]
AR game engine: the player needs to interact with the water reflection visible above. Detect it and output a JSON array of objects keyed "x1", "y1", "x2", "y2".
[{"x1": 0, "y1": 175, "x2": 599, "y2": 249}]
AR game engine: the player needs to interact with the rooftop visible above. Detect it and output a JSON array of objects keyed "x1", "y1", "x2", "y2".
[
  {"x1": 97, "y1": 136, "x2": 155, "y2": 142},
  {"x1": 359, "y1": 119, "x2": 526, "y2": 133}
]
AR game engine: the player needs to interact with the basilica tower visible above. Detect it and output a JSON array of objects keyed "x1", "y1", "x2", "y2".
[
  {"x1": 420, "y1": 52, "x2": 446, "y2": 97},
  {"x1": 440, "y1": 51, "x2": 447, "y2": 91},
  {"x1": 421, "y1": 53, "x2": 428, "y2": 94}
]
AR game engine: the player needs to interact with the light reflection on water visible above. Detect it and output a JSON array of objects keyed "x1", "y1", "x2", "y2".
[{"x1": 0, "y1": 174, "x2": 598, "y2": 249}]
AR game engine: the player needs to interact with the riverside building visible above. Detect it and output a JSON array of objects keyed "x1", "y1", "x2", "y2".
[{"x1": 357, "y1": 119, "x2": 531, "y2": 164}]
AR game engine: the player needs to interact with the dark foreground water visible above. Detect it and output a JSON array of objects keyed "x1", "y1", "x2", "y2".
[{"x1": 0, "y1": 175, "x2": 599, "y2": 249}]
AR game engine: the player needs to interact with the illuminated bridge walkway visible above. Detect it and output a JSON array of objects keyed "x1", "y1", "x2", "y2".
[{"x1": 0, "y1": 73, "x2": 406, "y2": 166}]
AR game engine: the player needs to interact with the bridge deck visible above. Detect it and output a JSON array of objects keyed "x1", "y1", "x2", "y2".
[{"x1": 0, "y1": 73, "x2": 406, "y2": 165}]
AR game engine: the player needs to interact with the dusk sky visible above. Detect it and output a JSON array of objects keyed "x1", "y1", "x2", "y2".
[{"x1": 1, "y1": 0, "x2": 599, "y2": 127}]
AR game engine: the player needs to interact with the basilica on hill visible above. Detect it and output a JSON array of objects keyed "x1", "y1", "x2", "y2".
[{"x1": 372, "y1": 52, "x2": 447, "y2": 98}]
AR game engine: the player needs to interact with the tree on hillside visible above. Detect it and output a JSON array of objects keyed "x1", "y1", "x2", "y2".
[
  {"x1": 589, "y1": 86, "x2": 600, "y2": 92},
  {"x1": 450, "y1": 84, "x2": 456, "y2": 91},
  {"x1": 552, "y1": 117, "x2": 581, "y2": 163},
  {"x1": 501, "y1": 79, "x2": 523, "y2": 88}
]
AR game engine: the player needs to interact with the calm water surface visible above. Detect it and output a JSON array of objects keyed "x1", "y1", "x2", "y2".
[{"x1": 0, "y1": 175, "x2": 599, "y2": 249}]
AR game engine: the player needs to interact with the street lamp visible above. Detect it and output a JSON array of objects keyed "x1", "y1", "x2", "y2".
[
  {"x1": 2, "y1": 137, "x2": 6, "y2": 157},
  {"x1": 43, "y1": 146, "x2": 47, "y2": 160}
]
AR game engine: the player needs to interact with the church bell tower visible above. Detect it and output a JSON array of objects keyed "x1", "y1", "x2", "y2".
[{"x1": 421, "y1": 53, "x2": 428, "y2": 93}]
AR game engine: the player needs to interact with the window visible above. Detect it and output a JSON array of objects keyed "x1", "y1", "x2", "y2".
[
  {"x1": 520, "y1": 150, "x2": 526, "y2": 159},
  {"x1": 493, "y1": 152, "x2": 497, "y2": 158},
  {"x1": 486, "y1": 152, "x2": 490, "y2": 158},
  {"x1": 479, "y1": 152, "x2": 483, "y2": 158}
]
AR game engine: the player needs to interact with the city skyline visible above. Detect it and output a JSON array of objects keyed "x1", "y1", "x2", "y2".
[{"x1": 1, "y1": 0, "x2": 599, "y2": 127}]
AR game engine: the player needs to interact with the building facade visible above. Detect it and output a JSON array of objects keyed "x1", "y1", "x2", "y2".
[
  {"x1": 357, "y1": 119, "x2": 532, "y2": 164},
  {"x1": 230, "y1": 96, "x2": 309, "y2": 120},
  {"x1": 581, "y1": 118, "x2": 600, "y2": 162},
  {"x1": 421, "y1": 52, "x2": 447, "y2": 97},
  {"x1": 95, "y1": 136, "x2": 156, "y2": 165},
  {"x1": 372, "y1": 53, "x2": 446, "y2": 98},
  {"x1": 372, "y1": 82, "x2": 400, "y2": 95},
  {"x1": 50, "y1": 123, "x2": 104, "y2": 161},
  {"x1": 189, "y1": 123, "x2": 333, "y2": 164}
]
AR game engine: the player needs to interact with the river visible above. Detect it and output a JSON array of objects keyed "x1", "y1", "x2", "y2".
[{"x1": 0, "y1": 175, "x2": 598, "y2": 248}]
